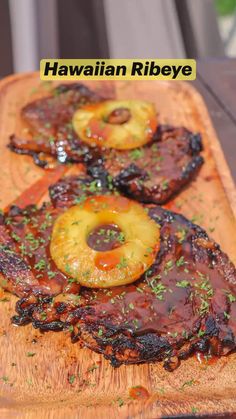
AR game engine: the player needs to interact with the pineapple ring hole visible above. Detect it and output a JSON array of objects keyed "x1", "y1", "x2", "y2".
[
  {"x1": 50, "y1": 195, "x2": 160, "y2": 288},
  {"x1": 72, "y1": 100, "x2": 158, "y2": 150},
  {"x1": 106, "y1": 107, "x2": 131, "y2": 125},
  {"x1": 87, "y1": 223, "x2": 125, "y2": 252}
]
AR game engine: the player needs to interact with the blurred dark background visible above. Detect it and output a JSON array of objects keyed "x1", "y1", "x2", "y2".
[{"x1": 1, "y1": 0, "x2": 236, "y2": 77}]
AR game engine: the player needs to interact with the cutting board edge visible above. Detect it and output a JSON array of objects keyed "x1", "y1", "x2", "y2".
[
  {"x1": 1, "y1": 73, "x2": 234, "y2": 217},
  {"x1": 180, "y1": 80, "x2": 236, "y2": 219},
  {"x1": 0, "y1": 73, "x2": 235, "y2": 418}
]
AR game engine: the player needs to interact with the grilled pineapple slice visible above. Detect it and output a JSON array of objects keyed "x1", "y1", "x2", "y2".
[
  {"x1": 72, "y1": 100, "x2": 157, "y2": 150},
  {"x1": 50, "y1": 195, "x2": 160, "y2": 288}
]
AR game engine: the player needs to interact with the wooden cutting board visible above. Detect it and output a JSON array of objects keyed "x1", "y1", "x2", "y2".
[{"x1": 0, "y1": 73, "x2": 236, "y2": 419}]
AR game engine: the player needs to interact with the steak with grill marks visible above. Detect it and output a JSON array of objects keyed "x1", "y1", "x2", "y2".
[
  {"x1": 9, "y1": 83, "x2": 104, "y2": 167},
  {"x1": 0, "y1": 175, "x2": 108, "y2": 297},
  {"x1": 8, "y1": 83, "x2": 203, "y2": 203},
  {"x1": 3, "y1": 176, "x2": 235, "y2": 370},
  {"x1": 87, "y1": 125, "x2": 204, "y2": 204}
]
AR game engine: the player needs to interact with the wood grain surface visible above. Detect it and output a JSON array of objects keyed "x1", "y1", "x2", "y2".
[
  {"x1": 194, "y1": 58, "x2": 236, "y2": 184},
  {"x1": 0, "y1": 73, "x2": 236, "y2": 419}
]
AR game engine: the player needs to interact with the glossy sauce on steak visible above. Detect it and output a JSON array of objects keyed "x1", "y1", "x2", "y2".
[
  {"x1": 9, "y1": 83, "x2": 104, "y2": 167},
  {"x1": 0, "y1": 176, "x2": 109, "y2": 296},
  {"x1": 3, "y1": 176, "x2": 236, "y2": 370},
  {"x1": 88, "y1": 125, "x2": 203, "y2": 204},
  {"x1": 9, "y1": 83, "x2": 203, "y2": 204}
]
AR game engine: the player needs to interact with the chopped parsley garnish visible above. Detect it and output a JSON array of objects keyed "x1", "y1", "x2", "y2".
[
  {"x1": 34, "y1": 259, "x2": 47, "y2": 271},
  {"x1": 133, "y1": 319, "x2": 139, "y2": 329},
  {"x1": 164, "y1": 260, "x2": 173, "y2": 275},
  {"x1": 85, "y1": 127, "x2": 92, "y2": 137},
  {"x1": 41, "y1": 312, "x2": 47, "y2": 321},
  {"x1": 191, "y1": 407, "x2": 198, "y2": 414},
  {"x1": 176, "y1": 280, "x2": 190, "y2": 288},
  {"x1": 88, "y1": 180, "x2": 101, "y2": 193},
  {"x1": 27, "y1": 352, "x2": 36, "y2": 357},
  {"x1": 87, "y1": 364, "x2": 99, "y2": 372},
  {"x1": 150, "y1": 279, "x2": 167, "y2": 300},
  {"x1": 68, "y1": 375, "x2": 75, "y2": 384},
  {"x1": 161, "y1": 179, "x2": 169, "y2": 190},
  {"x1": 11, "y1": 232, "x2": 21, "y2": 242},
  {"x1": 176, "y1": 256, "x2": 186, "y2": 267},
  {"x1": 117, "y1": 232, "x2": 125, "y2": 243},
  {"x1": 116, "y1": 256, "x2": 128, "y2": 269},
  {"x1": 98, "y1": 328, "x2": 103, "y2": 336},
  {"x1": 71, "y1": 220, "x2": 81, "y2": 226},
  {"x1": 181, "y1": 379, "x2": 195, "y2": 389},
  {"x1": 117, "y1": 397, "x2": 124, "y2": 407},
  {"x1": 129, "y1": 149, "x2": 144, "y2": 160},
  {"x1": 199, "y1": 299, "x2": 209, "y2": 315},
  {"x1": 176, "y1": 227, "x2": 187, "y2": 243},
  {"x1": 227, "y1": 293, "x2": 236, "y2": 303},
  {"x1": 224, "y1": 311, "x2": 230, "y2": 320},
  {"x1": 48, "y1": 271, "x2": 56, "y2": 279}
]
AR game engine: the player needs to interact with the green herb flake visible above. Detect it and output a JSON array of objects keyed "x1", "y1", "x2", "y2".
[
  {"x1": 228, "y1": 293, "x2": 236, "y2": 303},
  {"x1": 164, "y1": 260, "x2": 173, "y2": 275},
  {"x1": 117, "y1": 397, "x2": 124, "y2": 407},
  {"x1": 161, "y1": 179, "x2": 169, "y2": 190},
  {"x1": 191, "y1": 406, "x2": 198, "y2": 414},
  {"x1": 116, "y1": 256, "x2": 128, "y2": 269},
  {"x1": 129, "y1": 149, "x2": 144, "y2": 160},
  {"x1": 224, "y1": 311, "x2": 230, "y2": 320},
  {"x1": 88, "y1": 364, "x2": 99, "y2": 372},
  {"x1": 133, "y1": 319, "x2": 139, "y2": 329},
  {"x1": 48, "y1": 271, "x2": 56, "y2": 279},
  {"x1": 176, "y1": 280, "x2": 190, "y2": 288},
  {"x1": 34, "y1": 259, "x2": 46, "y2": 271},
  {"x1": 176, "y1": 256, "x2": 186, "y2": 267},
  {"x1": 41, "y1": 312, "x2": 47, "y2": 321},
  {"x1": 98, "y1": 328, "x2": 103, "y2": 336},
  {"x1": 26, "y1": 352, "x2": 36, "y2": 357},
  {"x1": 176, "y1": 227, "x2": 187, "y2": 243},
  {"x1": 68, "y1": 374, "x2": 75, "y2": 384},
  {"x1": 199, "y1": 299, "x2": 209, "y2": 315},
  {"x1": 181, "y1": 379, "x2": 195, "y2": 389},
  {"x1": 85, "y1": 127, "x2": 92, "y2": 137}
]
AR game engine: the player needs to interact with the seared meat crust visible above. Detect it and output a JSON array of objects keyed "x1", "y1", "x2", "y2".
[
  {"x1": 0, "y1": 176, "x2": 108, "y2": 297},
  {"x1": 0, "y1": 204, "x2": 72, "y2": 296},
  {"x1": 7, "y1": 177, "x2": 236, "y2": 370},
  {"x1": 9, "y1": 83, "x2": 103, "y2": 167},
  {"x1": 9, "y1": 84, "x2": 203, "y2": 203},
  {"x1": 88, "y1": 125, "x2": 204, "y2": 204}
]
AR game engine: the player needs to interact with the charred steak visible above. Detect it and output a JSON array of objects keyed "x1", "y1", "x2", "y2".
[
  {"x1": 87, "y1": 125, "x2": 203, "y2": 204},
  {"x1": 0, "y1": 176, "x2": 109, "y2": 297},
  {"x1": 9, "y1": 84, "x2": 203, "y2": 203},
  {"x1": 9, "y1": 83, "x2": 104, "y2": 167},
  {"x1": 0, "y1": 176, "x2": 234, "y2": 370}
]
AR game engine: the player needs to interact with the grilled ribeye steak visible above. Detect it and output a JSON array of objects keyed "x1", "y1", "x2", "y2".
[
  {"x1": 88, "y1": 125, "x2": 203, "y2": 204},
  {"x1": 7, "y1": 176, "x2": 236, "y2": 370},
  {"x1": 9, "y1": 83, "x2": 104, "y2": 166},
  {"x1": 0, "y1": 176, "x2": 110, "y2": 297},
  {"x1": 0, "y1": 203, "x2": 76, "y2": 296},
  {"x1": 9, "y1": 83, "x2": 203, "y2": 203}
]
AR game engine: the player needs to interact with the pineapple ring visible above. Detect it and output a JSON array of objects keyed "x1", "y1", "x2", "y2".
[
  {"x1": 50, "y1": 195, "x2": 160, "y2": 288},
  {"x1": 72, "y1": 100, "x2": 157, "y2": 150}
]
